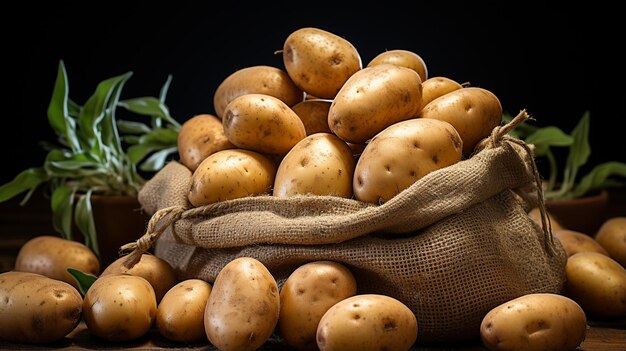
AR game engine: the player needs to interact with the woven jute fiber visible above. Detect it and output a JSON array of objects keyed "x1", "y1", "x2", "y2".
[{"x1": 128, "y1": 114, "x2": 567, "y2": 344}]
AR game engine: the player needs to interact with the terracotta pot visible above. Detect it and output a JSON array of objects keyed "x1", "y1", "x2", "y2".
[{"x1": 545, "y1": 190, "x2": 609, "y2": 235}]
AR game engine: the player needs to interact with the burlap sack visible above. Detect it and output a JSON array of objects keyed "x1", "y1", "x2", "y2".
[{"x1": 125, "y1": 113, "x2": 567, "y2": 344}]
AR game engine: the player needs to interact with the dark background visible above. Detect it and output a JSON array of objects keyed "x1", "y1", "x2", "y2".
[{"x1": 3, "y1": 1, "x2": 625, "y2": 185}]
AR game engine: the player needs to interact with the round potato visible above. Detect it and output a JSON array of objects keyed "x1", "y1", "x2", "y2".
[
  {"x1": 353, "y1": 118, "x2": 463, "y2": 204},
  {"x1": 480, "y1": 293, "x2": 587, "y2": 351},
  {"x1": 563, "y1": 251, "x2": 626, "y2": 317},
  {"x1": 213, "y1": 65, "x2": 303, "y2": 119},
  {"x1": 554, "y1": 229, "x2": 608, "y2": 257},
  {"x1": 419, "y1": 87, "x2": 502, "y2": 155},
  {"x1": 177, "y1": 114, "x2": 235, "y2": 172},
  {"x1": 188, "y1": 149, "x2": 276, "y2": 206},
  {"x1": 367, "y1": 49, "x2": 428, "y2": 83},
  {"x1": 329, "y1": 64, "x2": 423, "y2": 144},
  {"x1": 420, "y1": 76, "x2": 463, "y2": 108},
  {"x1": 0, "y1": 271, "x2": 82, "y2": 344},
  {"x1": 291, "y1": 99, "x2": 332, "y2": 135},
  {"x1": 316, "y1": 294, "x2": 417, "y2": 351},
  {"x1": 204, "y1": 257, "x2": 280, "y2": 351},
  {"x1": 273, "y1": 133, "x2": 355, "y2": 198},
  {"x1": 222, "y1": 93, "x2": 306, "y2": 155},
  {"x1": 83, "y1": 274, "x2": 157, "y2": 342},
  {"x1": 157, "y1": 279, "x2": 212, "y2": 343},
  {"x1": 101, "y1": 253, "x2": 177, "y2": 303},
  {"x1": 282, "y1": 27, "x2": 362, "y2": 99},
  {"x1": 278, "y1": 261, "x2": 357, "y2": 350},
  {"x1": 14, "y1": 235, "x2": 100, "y2": 289},
  {"x1": 594, "y1": 216, "x2": 626, "y2": 266}
]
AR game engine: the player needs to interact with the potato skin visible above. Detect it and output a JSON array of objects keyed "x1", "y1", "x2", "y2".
[
  {"x1": 273, "y1": 133, "x2": 355, "y2": 198},
  {"x1": 278, "y1": 261, "x2": 357, "y2": 350},
  {"x1": 291, "y1": 100, "x2": 332, "y2": 135},
  {"x1": 177, "y1": 114, "x2": 235, "y2": 172},
  {"x1": 594, "y1": 216, "x2": 626, "y2": 266},
  {"x1": 204, "y1": 257, "x2": 280, "y2": 351},
  {"x1": 213, "y1": 65, "x2": 303, "y2": 119},
  {"x1": 420, "y1": 76, "x2": 463, "y2": 108},
  {"x1": 480, "y1": 293, "x2": 587, "y2": 351},
  {"x1": 316, "y1": 294, "x2": 417, "y2": 351},
  {"x1": 353, "y1": 118, "x2": 463, "y2": 204},
  {"x1": 283, "y1": 27, "x2": 362, "y2": 99},
  {"x1": 367, "y1": 49, "x2": 428, "y2": 83},
  {"x1": 0, "y1": 271, "x2": 83, "y2": 344},
  {"x1": 157, "y1": 279, "x2": 212, "y2": 343},
  {"x1": 329, "y1": 64, "x2": 423, "y2": 144},
  {"x1": 554, "y1": 229, "x2": 608, "y2": 257}
]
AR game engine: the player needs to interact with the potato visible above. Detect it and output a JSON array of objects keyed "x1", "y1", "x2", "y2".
[
  {"x1": 554, "y1": 229, "x2": 608, "y2": 257},
  {"x1": 222, "y1": 93, "x2": 306, "y2": 155},
  {"x1": 480, "y1": 293, "x2": 587, "y2": 351},
  {"x1": 0, "y1": 271, "x2": 82, "y2": 344},
  {"x1": 14, "y1": 235, "x2": 99, "y2": 290},
  {"x1": 83, "y1": 274, "x2": 157, "y2": 342},
  {"x1": 213, "y1": 65, "x2": 303, "y2": 119},
  {"x1": 528, "y1": 207, "x2": 565, "y2": 232},
  {"x1": 204, "y1": 257, "x2": 279, "y2": 351},
  {"x1": 367, "y1": 49, "x2": 428, "y2": 83},
  {"x1": 177, "y1": 114, "x2": 235, "y2": 172},
  {"x1": 273, "y1": 133, "x2": 355, "y2": 198},
  {"x1": 563, "y1": 251, "x2": 626, "y2": 317},
  {"x1": 354, "y1": 118, "x2": 462, "y2": 204},
  {"x1": 316, "y1": 294, "x2": 417, "y2": 351},
  {"x1": 420, "y1": 76, "x2": 463, "y2": 108},
  {"x1": 329, "y1": 64, "x2": 423, "y2": 144},
  {"x1": 278, "y1": 261, "x2": 357, "y2": 350},
  {"x1": 157, "y1": 279, "x2": 212, "y2": 343},
  {"x1": 419, "y1": 87, "x2": 502, "y2": 155},
  {"x1": 101, "y1": 253, "x2": 176, "y2": 303},
  {"x1": 594, "y1": 216, "x2": 626, "y2": 266},
  {"x1": 282, "y1": 27, "x2": 362, "y2": 99},
  {"x1": 291, "y1": 99, "x2": 332, "y2": 135},
  {"x1": 188, "y1": 149, "x2": 276, "y2": 206}
]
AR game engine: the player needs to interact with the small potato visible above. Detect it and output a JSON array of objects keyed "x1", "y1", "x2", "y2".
[
  {"x1": 157, "y1": 279, "x2": 212, "y2": 343},
  {"x1": 353, "y1": 118, "x2": 462, "y2": 204},
  {"x1": 419, "y1": 87, "x2": 502, "y2": 155},
  {"x1": 177, "y1": 114, "x2": 235, "y2": 172},
  {"x1": 188, "y1": 149, "x2": 276, "y2": 206},
  {"x1": 594, "y1": 216, "x2": 626, "y2": 266},
  {"x1": 420, "y1": 76, "x2": 463, "y2": 108},
  {"x1": 204, "y1": 257, "x2": 280, "y2": 351},
  {"x1": 223, "y1": 93, "x2": 306, "y2": 155},
  {"x1": 278, "y1": 261, "x2": 357, "y2": 350},
  {"x1": 14, "y1": 235, "x2": 100, "y2": 289},
  {"x1": 83, "y1": 274, "x2": 157, "y2": 342},
  {"x1": 0, "y1": 271, "x2": 82, "y2": 344},
  {"x1": 480, "y1": 293, "x2": 587, "y2": 351},
  {"x1": 316, "y1": 294, "x2": 417, "y2": 351},
  {"x1": 367, "y1": 49, "x2": 428, "y2": 83},
  {"x1": 282, "y1": 27, "x2": 362, "y2": 99},
  {"x1": 291, "y1": 100, "x2": 332, "y2": 135},
  {"x1": 329, "y1": 64, "x2": 423, "y2": 144},
  {"x1": 101, "y1": 253, "x2": 177, "y2": 303},
  {"x1": 273, "y1": 133, "x2": 355, "y2": 198},
  {"x1": 528, "y1": 207, "x2": 565, "y2": 232},
  {"x1": 213, "y1": 65, "x2": 303, "y2": 119},
  {"x1": 563, "y1": 252, "x2": 626, "y2": 317},
  {"x1": 554, "y1": 229, "x2": 608, "y2": 257}
]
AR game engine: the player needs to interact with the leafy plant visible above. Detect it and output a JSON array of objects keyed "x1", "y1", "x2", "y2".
[
  {"x1": 505, "y1": 111, "x2": 626, "y2": 200},
  {"x1": 0, "y1": 60, "x2": 179, "y2": 257}
]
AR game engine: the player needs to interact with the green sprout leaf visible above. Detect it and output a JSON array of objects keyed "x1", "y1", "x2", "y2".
[
  {"x1": 67, "y1": 267, "x2": 97, "y2": 296},
  {"x1": 569, "y1": 162, "x2": 626, "y2": 199},
  {"x1": 139, "y1": 147, "x2": 177, "y2": 171},
  {"x1": 525, "y1": 126, "x2": 573, "y2": 156},
  {"x1": 51, "y1": 184, "x2": 76, "y2": 240},
  {"x1": 75, "y1": 191, "x2": 99, "y2": 257},
  {"x1": 116, "y1": 120, "x2": 152, "y2": 134},
  {"x1": 47, "y1": 61, "x2": 81, "y2": 153},
  {"x1": 119, "y1": 97, "x2": 180, "y2": 129}
]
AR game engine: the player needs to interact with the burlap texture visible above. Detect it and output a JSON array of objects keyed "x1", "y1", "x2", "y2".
[{"x1": 136, "y1": 136, "x2": 567, "y2": 344}]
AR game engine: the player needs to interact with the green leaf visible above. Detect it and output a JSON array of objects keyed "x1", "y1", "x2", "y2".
[
  {"x1": 47, "y1": 60, "x2": 81, "y2": 153},
  {"x1": 570, "y1": 162, "x2": 626, "y2": 198},
  {"x1": 68, "y1": 99, "x2": 82, "y2": 118},
  {"x1": 51, "y1": 185, "x2": 75, "y2": 240},
  {"x1": 75, "y1": 191, "x2": 99, "y2": 257},
  {"x1": 564, "y1": 111, "x2": 591, "y2": 188},
  {"x1": 525, "y1": 126, "x2": 573, "y2": 156},
  {"x1": 119, "y1": 97, "x2": 180, "y2": 128},
  {"x1": 139, "y1": 147, "x2": 177, "y2": 171},
  {"x1": 67, "y1": 267, "x2": 97, "y2": 296},
  {"x1": 159, "y1": 75, "x2": 173, "y2": 103},
  {"x1": 116, "y1": 120, "x2": 152, "y2": 134},
  {"x1": 100, "y1": 73, "x2": 133, "y2": 156},
  {"x1": 139, "y1": 128, "x2": 178, "y2": 145},
  {"x1": 127, "y1": 143, "x2": 160, "y2": 164},
  {"x1": 0, "y1": 168, "x2": 48, "y2": 204}
]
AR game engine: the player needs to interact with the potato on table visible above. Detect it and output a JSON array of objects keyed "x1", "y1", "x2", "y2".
[
  {"x1": 554, "y1": 229, "x2": 609, "y2": 257},
  {"x1": 157, "y1": 279, "x2": 212, "y2": 343},
  {"x1": 594, "y1": 216, "x2": 626, "y2": 267}
]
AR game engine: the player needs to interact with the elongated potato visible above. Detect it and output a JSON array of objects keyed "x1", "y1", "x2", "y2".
[
  {"x1": 157, "y1": 279, "x2": 212, "y2": 343},
  {"x1": 554, "y1": 229, "x2": 608, "y2": 257},
  {"x1": 291, "y1": 100, "x2": 332, "y2": 135},
  {"x1": 420, "y1": 76, "x2": 463, "y2": 108},
  {"x1": 329, "y1": 64, "x2": 423, "y2": 144},
  {"x1": 177, "y1": 114, "x2": 235, "y2": 172},
  {"x1": 367, "y1": 49, "x2": 428, "y2": 82}
]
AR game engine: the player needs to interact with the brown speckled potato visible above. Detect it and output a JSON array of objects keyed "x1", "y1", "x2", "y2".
[
  {"x1": 157, "y1": 279, "x2": 212, "y2": 343},
  {"x1": 291, "y1": 100, "x2": 332, "y2": 135},
  {"x1": 329, "y1": 64, "x2": 423, "y2": 144},
  {"x1": 188, "y1": 149, "x2": 276, "y2": 206},
  {"x1": 177, "y1": 114, "x2": 235, "y2": 172},
  {"x1": 14, "y1": 235, "x2": 100, "y2": 289},
  {"x1": 420, "y1": 76, "x2": 463, "y2": 108},
  {"x1": 213, "y1": 65, "x2": 303, "y2": 118},
  {"x1": 204, "y1": 257, "x2": 279, "y2": 351},
  {"x1": 594, "y1": 216, "x2": 626, "y2": 266},
  {"x1": 279, "y1": 261, "x2": 357, "y2": 350},
  {"x1": 273, "y1": 133, "x2": 355, "y2": 198},
  {"x1": 282, "y1": 27, "x2": 362, "y2": 99},
  {"x1": 354, "y1": 118, "x2": 463, "y2": 204},
  {"x1": 419, "y1": 87, "x2": 502, "y2": 155},
  {"x1": 0, "y1": 271, "x2": 83, "y2": 344},
  {"x1": 480, "y1": 293, "x2": 587, "y2": 351},
  {"x1": 223, "y1": 94, "x2": 306, "y2": 155},
  {"x1": 316, "y1": 294, "x2": 417, "y2": 351},
  {"x1": 367, "y1": 49, "x2": 428, "y2": 83},
  {"x1": 554, "y1": 229, "x2": 609, "y2": 257}
]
